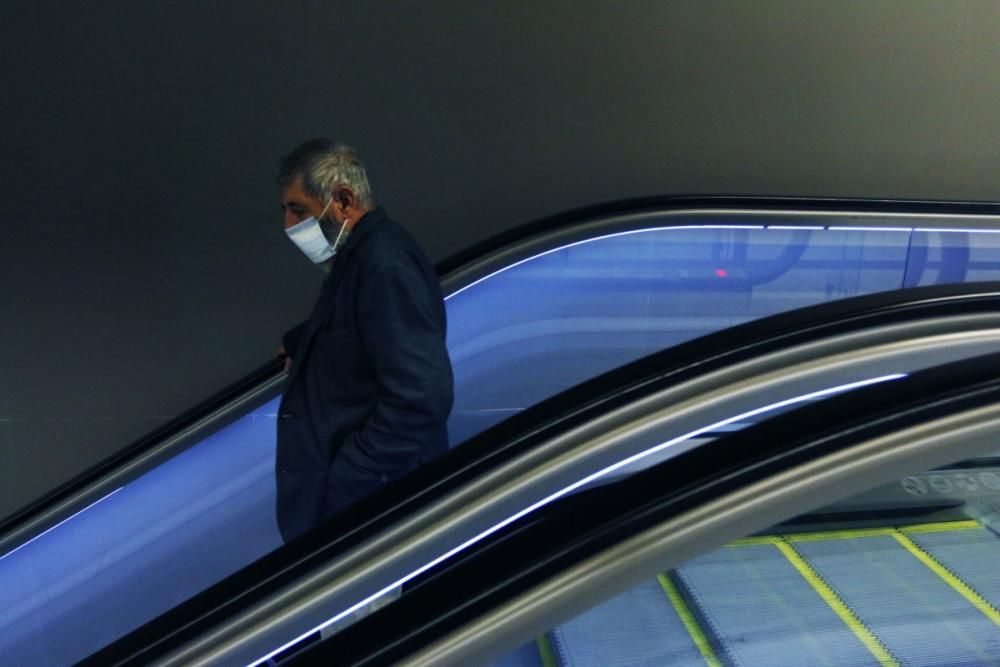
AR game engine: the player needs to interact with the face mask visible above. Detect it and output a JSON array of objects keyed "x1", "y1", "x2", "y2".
[{"x1": 285, "y1": 199, "x2": 348, "y2": 264}]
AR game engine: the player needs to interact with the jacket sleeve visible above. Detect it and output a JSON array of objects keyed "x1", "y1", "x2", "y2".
[
  {"x1": 326, "y1": 259, "x2": 454, "y2": 511},
  {"x1": 281, "y1": 320, "x2": 309, "y2": 359}
]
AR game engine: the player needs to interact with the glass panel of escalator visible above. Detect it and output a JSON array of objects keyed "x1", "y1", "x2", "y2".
[
  {"x1": 446, "y1": 225, "x2": 918, "y2": 443},
  {"x1": 445, "y1": 223, "x2": 1000, "y2": 444},
  {"x1": 0, "y1": 398, "x2": 285, "y2": 667}
]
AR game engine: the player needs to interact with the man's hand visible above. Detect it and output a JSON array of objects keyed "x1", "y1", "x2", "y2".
[{"x1": 277, "y1": 345, "x2": 292, "y2": 374}]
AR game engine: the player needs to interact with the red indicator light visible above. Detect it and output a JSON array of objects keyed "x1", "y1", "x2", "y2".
[{"x1": 715, "y1": 268, "x2": 728, "y2": 278}]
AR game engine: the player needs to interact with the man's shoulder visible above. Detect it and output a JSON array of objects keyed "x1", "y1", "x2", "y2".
[
  {"x1": 365, "y1": 212, "x2": 420, "y2": 246},
  {"x1": 354, "y1": 213, "x2": 431, "y2": 271}
]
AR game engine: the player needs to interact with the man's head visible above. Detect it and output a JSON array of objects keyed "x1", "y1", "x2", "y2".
[{"x1": 277, "y1": 139, "x2": 374, "y2": 233}]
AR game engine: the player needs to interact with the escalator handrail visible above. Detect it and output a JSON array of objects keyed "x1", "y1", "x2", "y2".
[
  {"x1": 435, "y1": 194, "x2": 1000, "y2": 279},
  {"x1": 295, "y1": 350, "x2": 1000, "y2": 666},
  {"x1": 85, "y1": 281, "x2": 1000, "y2": 666}
]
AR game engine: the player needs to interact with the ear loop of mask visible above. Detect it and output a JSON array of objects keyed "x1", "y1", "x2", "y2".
[
  {"x1": 328, "y1": 205, "x2": 348, "y2": 251},
  {"x1": 317, "y1": 195, "x2": 351, "y2": 249},
  {"x1": 317, "y1": 197, "x2": 334, "y2": 221}
]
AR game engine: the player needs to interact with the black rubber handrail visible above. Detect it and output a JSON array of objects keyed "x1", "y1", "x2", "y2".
[
  {"x1": 10, "y1": 196, "x2": 995, "y2": 543},
  {"x1": 292, "y1": 350, "x2": 1000, "y2": 666},
  {"x1": 86, "y1": 281, "x2": 1000, "y2": 666}
]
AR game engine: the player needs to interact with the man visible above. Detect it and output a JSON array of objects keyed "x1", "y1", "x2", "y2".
[{"x1": 275, "y1": 139, "x2": 453, "y2": 543}]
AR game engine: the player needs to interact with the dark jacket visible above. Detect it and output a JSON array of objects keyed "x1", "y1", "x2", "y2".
[{"x1": 276, "y1": 207, "x2": 453, "y2": 542}]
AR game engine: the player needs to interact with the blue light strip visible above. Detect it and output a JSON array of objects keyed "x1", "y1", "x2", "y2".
[
  {"x1": 0, "y1": 487, "x2": 123, "y2": 564},
  {"x1": 914, "y1": 227, "x2": 1000, "y2": 234},
  {"x1": 827, "y1": 226, "x2": 914, "y2": 233},
  {"x1": 829, "y1": 226, "x2": 1000, "y2": 235},
  {"x1": 249, "y1": 372, "x2": 906, "y2": 666}
]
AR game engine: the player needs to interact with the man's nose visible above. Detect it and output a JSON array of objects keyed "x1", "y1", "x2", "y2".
[{"x1": 283, "y1": 212, "x2": 298, "y2": 230}]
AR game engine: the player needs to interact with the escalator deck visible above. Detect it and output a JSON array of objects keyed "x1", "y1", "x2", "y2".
[{"x1": 508, "y1": 521, "x2": 1000, "y2": 667}]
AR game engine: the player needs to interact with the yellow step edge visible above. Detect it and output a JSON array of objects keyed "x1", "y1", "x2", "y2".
[
  {"x1": 899, "y1": 520, "x2": 979, "y2": 534},
  {"x1": 775, "y1": 540, "x2": 900, "y2": 667},
  {"x1": 892, "y1": 530, "x2": 1000, "y2": 628},
  {"x1": 727, "y1": 520, "x2": 980, "y2": 547},
  {"x1": 658, "y1": 573, "x2": 724, "y2": 667},
  {"x1": 728, "y1": 535, "x2": 782, "y2": 547},
  {"x1": 535, "y1": 634, "x2": 559, "y2": 667},
  {"x1": 786, "y1": 527, "x2": 897, "y2": 542}
]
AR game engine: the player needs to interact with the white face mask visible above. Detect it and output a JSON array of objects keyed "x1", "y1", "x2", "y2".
[{"x1": 285, "y1": 199, "x2": 348, "y2": 264}]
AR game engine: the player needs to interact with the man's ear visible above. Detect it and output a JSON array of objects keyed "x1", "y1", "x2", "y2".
[{"x1": 334, "y1": 187, "x2": 355, "y2": 211}]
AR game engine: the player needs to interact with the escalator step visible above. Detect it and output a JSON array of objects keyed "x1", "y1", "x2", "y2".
[
  {"x1": 904, "y1": 524, "x2": 1000, "y2": 625},
  {"x1": 550, "y1": 578, "x2": 707, "y2": 666},
  {"x1": 676, "y1": 542, "x2": 875, "y2": 666},
  {"x1": 531, "y1": 523, "x2": 1000, "y2": 667},
  {"x1": 794, "y1": 534, "x2": 1000, "y2": 665}
]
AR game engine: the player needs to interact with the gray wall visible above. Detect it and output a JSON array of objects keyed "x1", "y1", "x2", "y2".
[{"x1": 3, "y1": 0, "x2": 1000, "y2": 520}]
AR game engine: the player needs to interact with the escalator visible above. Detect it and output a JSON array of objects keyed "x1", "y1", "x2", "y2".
[
  {"x1": 85, "y1": 282, "x2": 1000, "y2": 666},
  {"x1": 291, "y1": 353, "x2": 1000, "y2": 667},
  {"x1": 6, "y1": 197, "x2": 1000, "y2": 665}
]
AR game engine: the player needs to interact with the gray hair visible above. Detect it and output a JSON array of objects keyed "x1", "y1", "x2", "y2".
[{"x1": 276, "y1": 138, "x2": 375, "y2": 208}]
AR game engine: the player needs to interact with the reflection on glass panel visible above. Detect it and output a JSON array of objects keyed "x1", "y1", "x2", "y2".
[
  {"x1": 907, "y1": 230, "x2": 1000, "y2": 287},
  {"x1": 494, "y1": 461, "x2": 1000, "y2": 666},
  {"x1": 0, "y1": 399, "x2": 283, "y2": 666},
  {"x1": 447, "y1": 227, "x2": 918, "y2": 444},
  {"x1": 958, "y1": 231, "x2": 1000, "y2": 284}
]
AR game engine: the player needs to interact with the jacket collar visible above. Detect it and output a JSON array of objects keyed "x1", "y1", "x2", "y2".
[
  {"x1": 336, "y1": 206, "x2": 385, "y2": 261},
  {"x1": 315, "y1": 206, "x2": 386, "y2": 295}
]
